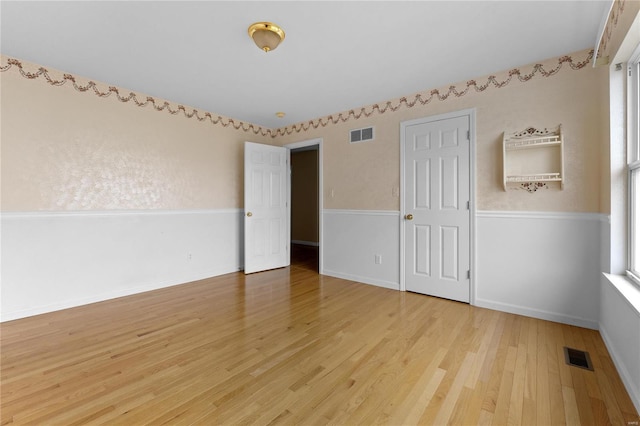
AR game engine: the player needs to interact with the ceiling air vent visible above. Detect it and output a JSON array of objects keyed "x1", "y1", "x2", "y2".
[{"x1": 350, "y1": 126, "x2": 375, "y2": 143}]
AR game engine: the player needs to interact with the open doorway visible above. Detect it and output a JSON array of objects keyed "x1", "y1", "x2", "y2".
[{"x1": 287, "y1": 139, "x2": 322, "y2": 273}]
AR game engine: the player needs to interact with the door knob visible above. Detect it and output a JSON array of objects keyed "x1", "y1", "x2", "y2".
[
  {"x1": 246, "y1": 212, "x2": 253, "y2": 217},
  {"x1": 405, "y1": 214, "x2": 413, "y2": 220}
]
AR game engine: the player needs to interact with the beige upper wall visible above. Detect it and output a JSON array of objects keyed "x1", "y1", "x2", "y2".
[
  {"x1": 276, "y1": 49, "x2": 608, "y2": 213},
  {"x1": 2, "y1": 48, "x2": 609, "y2": 214},
  {"x1": 1, "y1": 57, "x2": 272, "y2": 211}
]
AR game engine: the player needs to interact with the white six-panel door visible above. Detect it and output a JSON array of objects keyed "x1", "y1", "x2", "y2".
[
  {"x1": 244, "y1": 142, "x2": 290, "y2": 274},
  {"x1": 402, "y1": 113, "x2": 471, "y2": 302}
]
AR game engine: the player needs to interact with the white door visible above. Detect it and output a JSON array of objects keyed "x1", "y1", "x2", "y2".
[
  {"x1": 402, "y1": 113, "x2": 470, "y2": 302},
  {"x1": 244, "y1": 142, "x2": 290, "y2": 274}
]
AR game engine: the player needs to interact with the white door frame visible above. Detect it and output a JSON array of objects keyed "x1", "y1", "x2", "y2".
[
  {"x1": 285, "y1": 138, "x2": 324, "y2": 274},
  {"x1": 399, "y1": 108, "x2": 477, "y2": 305}
]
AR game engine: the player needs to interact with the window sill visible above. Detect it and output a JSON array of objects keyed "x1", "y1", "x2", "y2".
[{"x1": 603, "y1": 273, "x2": 640, "y2": 317}]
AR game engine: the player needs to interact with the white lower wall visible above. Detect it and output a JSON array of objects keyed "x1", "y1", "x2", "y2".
[
  {"x1": 1, "y1": 209, "x2": 243, "y2": 321},
  {"x1": 600, "y1": 274, "x2": 640, "y2": 413},
  {"x1": 476, "y1": 211, "x2": 605, "y2": 329},
  {"x1": 0, "y1": 208, "x2": 610, "y2": 330},
  {"x1": 321, "y1": 209, "x2": 604, "y2": 330},
  {"x1": 322, "y1": 209, "x2": 400, "y2": 290}
]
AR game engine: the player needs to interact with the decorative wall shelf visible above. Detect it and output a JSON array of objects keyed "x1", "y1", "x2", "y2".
[{"x1": 503, "y1": 125, "x2": 564, "y2": 191}]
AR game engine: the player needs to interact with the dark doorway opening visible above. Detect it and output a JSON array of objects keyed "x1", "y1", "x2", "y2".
[{"x1": 290, "y1": 146, "x2": 319, "y2": 273}]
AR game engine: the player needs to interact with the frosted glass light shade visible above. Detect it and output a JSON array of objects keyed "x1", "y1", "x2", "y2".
[{"x1": 248, "y1": 22, "x2": 285, "y2": 52}]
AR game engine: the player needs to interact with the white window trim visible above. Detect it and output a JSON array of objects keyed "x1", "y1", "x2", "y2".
[{"x1": 627, "y1": 45, "x2": 640, "y2": 286}]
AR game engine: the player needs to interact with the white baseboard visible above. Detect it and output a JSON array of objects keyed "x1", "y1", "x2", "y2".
[
  {"x1": 599, "y1": 323, "x2": 640, "y2": 414},
  {"x1": 474, "y1": 297, "x2": 598, "y2": 330},
  {"x1": 2, "y1": 264, "x2": 241, "y2": 322},
  {"x1": 322, "y1": 269, "x2": 399, "y2": 291}
]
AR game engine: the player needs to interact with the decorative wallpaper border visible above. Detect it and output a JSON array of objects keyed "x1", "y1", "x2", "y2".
[
  {"x1": 273, "y1": 49, "x2": 593, "y2": 137},
  {"x1": 597, "y1": 0, "x2": 626, "y2": 60},
  {"x1": 0, "y1": 58, "x2": 272, "y2": 137},
  {"x1": 1, "y1": 49, "x2": 594, "y2": 139}
]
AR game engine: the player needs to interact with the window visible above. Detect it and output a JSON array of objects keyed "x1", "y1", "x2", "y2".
[{"x1": 628, "y1": 47, "x2": 640, "y2": 284}]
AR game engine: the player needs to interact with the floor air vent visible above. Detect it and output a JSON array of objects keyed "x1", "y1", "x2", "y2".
[{"x1": 563, "y1": 346, "x2": 593, "y2": 371}]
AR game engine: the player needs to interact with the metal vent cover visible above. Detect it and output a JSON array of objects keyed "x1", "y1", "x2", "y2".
[
  {"x1": 350, "y1": 126, "x2": 374, "y2": 143},
  {"x1": 563, "y1": 346, "x2": 593, "y2": 371}
]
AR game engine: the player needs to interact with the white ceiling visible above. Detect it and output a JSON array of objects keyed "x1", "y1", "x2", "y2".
[{"x1": 1, "y1": 1, "x2": 610, "y2": 129}]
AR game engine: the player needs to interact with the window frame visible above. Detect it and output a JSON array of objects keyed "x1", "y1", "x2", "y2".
[{"x1": 627, "y1": 46, "x2": 640, "y2": 285}]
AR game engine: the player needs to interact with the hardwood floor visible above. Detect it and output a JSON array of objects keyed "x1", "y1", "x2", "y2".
[{"x1": 1, "y1": 247, "x2": 638, "y2": 425}]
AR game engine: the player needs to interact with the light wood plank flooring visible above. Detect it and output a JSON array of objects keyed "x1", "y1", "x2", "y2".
[{"x1": 1, "y1": 247, "x2": 638, "y2": 425}]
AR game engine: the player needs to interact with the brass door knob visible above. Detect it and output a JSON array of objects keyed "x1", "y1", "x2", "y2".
[
  {"x1": 246, "y1": 212, "x2": 253, "y2": 217},
  {"x1": 405, "y1": 214, "x2": 413, "y2": 220}
]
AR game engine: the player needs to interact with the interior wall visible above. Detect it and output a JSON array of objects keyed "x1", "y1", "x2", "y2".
[
  {"x1": 290, "y1": 149, "x2": 319, "y2": 244},
  {"x1": 276, "y1": 48, "x2": 607, "y2": 215},
  {"x1": 0, "y1": 49, "x2": 611, "y2": 295},
  {"x1": 1, "y1": 56, "x2": 272, "y2": 321},
  {"x1": 1, "y1": 49, "x2": 608, "y2": 324},
  {"x1": 276, "y1": 49, "x2": 609, "y2": 329},
  {"x1": 599, "y1": 4, "x2": 640, "y2": 414},
  {"x1": 1, "y1": 57, "x2": 273, "y2": 212}
]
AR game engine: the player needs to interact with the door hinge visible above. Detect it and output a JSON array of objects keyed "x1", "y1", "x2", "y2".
[
  {"x1": 467, "y1": 130, "x2": 470, "y2": 140},
  {"x1": 466, "y1": 201, "x2": 470, "y2": 210},
  {"x1": 467, "y1": 270, "x2": 471, "y2": 279}
]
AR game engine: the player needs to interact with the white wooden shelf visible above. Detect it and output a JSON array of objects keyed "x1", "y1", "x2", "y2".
[
  {"x1": 504, "y1": 136, "x2": 561, "y2": 150},
  {"x1": 506, "y1": 173, "x2": 561, "y2": 183},
  {"x1": 503, "y1": 125, "x2": 564, "y2": 191}
]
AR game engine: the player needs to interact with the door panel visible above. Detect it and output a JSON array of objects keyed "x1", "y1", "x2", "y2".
[
  {"x1": 414, "y1": 225, "x2": 431, "y2": 276},
  {"x1": 441, "y1": 156, "x2": 459, "y2": 210},
  {"x1": 415, "y1": 159, "x2": 431, "y2": 209},
  {"x1": 244, "y1": 142, "x2": 289, "y2": 274},
  {"x1": 440, "y1": 225, "x2": 459, "y2": 280},
  {"x1": 403, "y1": 114, "x2": 470, "y2": 302}
]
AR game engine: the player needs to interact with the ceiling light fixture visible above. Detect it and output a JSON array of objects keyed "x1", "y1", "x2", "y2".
[{"x1": 248, "y1": 22, "x2": 285, "y2": 52}]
